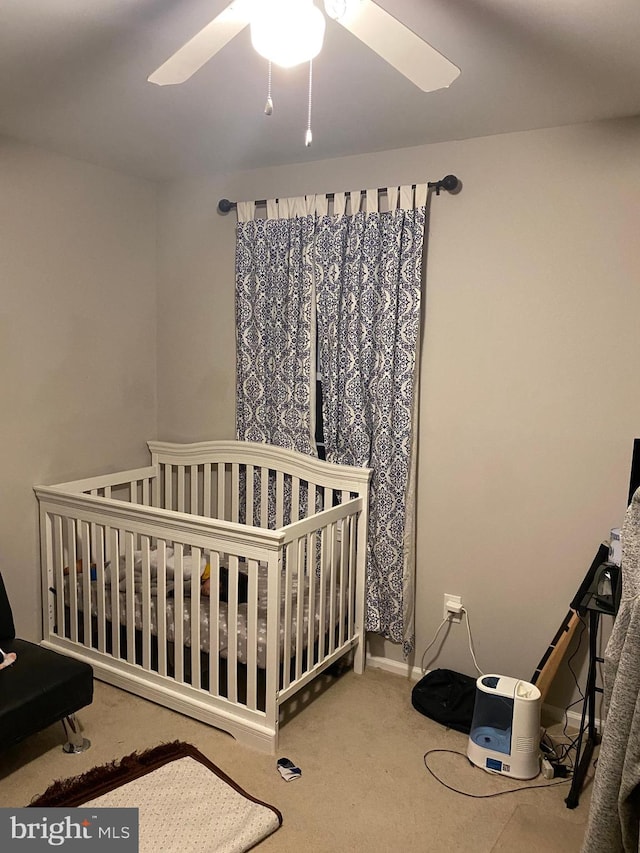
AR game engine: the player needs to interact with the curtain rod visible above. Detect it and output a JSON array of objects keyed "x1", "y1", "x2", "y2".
[{"x1": 217, "y1": 174, "x2": 459, "y2": 214}]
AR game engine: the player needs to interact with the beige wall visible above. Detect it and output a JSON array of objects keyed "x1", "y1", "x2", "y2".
[
  {"x1": 157, "y1": 117, "x2": 640, "y2": 704},
  {"x1": 0, "y1": 138, "x2": 158, "y2": 639}
]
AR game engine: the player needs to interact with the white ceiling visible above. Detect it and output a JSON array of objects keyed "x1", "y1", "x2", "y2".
[{"x1": 2, "y1": 0, "x2": 640, "y2": 182}]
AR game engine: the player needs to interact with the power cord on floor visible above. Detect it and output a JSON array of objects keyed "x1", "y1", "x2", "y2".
[{"x1": 423, "y1": 749, "x2": 571, "y2": 798}]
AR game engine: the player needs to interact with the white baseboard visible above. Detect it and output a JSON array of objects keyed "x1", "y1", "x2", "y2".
[
  {"x1": 366, "y1": 652, "x2": 424, "y2": 681},
  {"x1": 365, "y1": 652, "x2": 602, "y2": 731}
]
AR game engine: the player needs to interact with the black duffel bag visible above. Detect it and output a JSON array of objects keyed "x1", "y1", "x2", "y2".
[{"x1": 411, "y1": 668, "x2": 477, "y2": 734}]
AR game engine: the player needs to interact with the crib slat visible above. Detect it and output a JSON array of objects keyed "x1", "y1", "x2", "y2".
[
  {"x1": 66, "y1": 518, "x2": 78, "y2": 643},
  {"x1": 339, "y1": 489, "x2": 352, "y2": 645},
  {"x1": 245, "y1": 464, "x2": 255, "y2": 526},
  {"x1": 140, "y1": 537, "x2": 152, "y2": 671},
  {"x1": 190, "y1": 465, "x2": 198, "y2": 515},
  {"x1": 338, "y1": 518, "x2": 348, "y2": 647},
  {"x1": 151, "y1": 469, "x2": 160, "y2": 508},
  {"x1": 295, "y1": 536, "x2": 305, "y2": 680},
  {"x1": 109, "y1": 528, "x2": 120, "y2": 659},
  {"x1": 164, "y1": 464, "x2": 173, "y2": 511},
  {"x1": 227, "y1": 555, "x2": 239, "y2": 703},
  {"x1": 275, "y1": 470, "x2": 284, "y2": 528},
  {"x1": 281, "y1": 542, "x2": 294, "y2": 690},
  {"x1": 156, "y1": 540, "x2": 168, "y2": 676},
  {"x1": 173, "y1": 545, "x2": 185, "y2": 683},
  {"x1": 246, "y1": 559, "x2": 259, "y2": 710},
  {"x1": 291, "y1": 477, "x2": 300, "y2": 523},
  {"x1": 80, "y1": 521, "x2": 92, "y2": 649},
  {"x1": 89, "y1": 516, "x2": 99, "y2": 576},
  {"x1": 124, "y1": 532, "x2": 136, "y2": 664},
  {"x1": 217, "y1": 463, "x2": 226, "y2": 521},
  {"x1": 203, "y1": 464, "x2": 212, "y2": 517},
  {"x1": 328, "y1": 521, "x2": 337, "y2": 655},
  {"x1": 94, "y1": 530, "x2": 107, "y2": 653},
  {"x1": 264, "y1": 552, "x2": 280, "y2": 729},
  {"x1": 52, "y1": 516, "x2": 65, "y2": 639},
  {"x1": 208, "y1": 552, "x2": 220, "y2": 695},
  {"x1": 191, "y1": 546, "x2": 202, "y2": 689},
  {"x1": 318, "y1": 525, "x2": 328, "y2": 662},
  {"x1": 306, "y1": 529, "x2": 317, "y2": 667},
  {"x1": 40, "y1": 511, "x2": 52, "y2": 638},
  {"x1": 231, "y1": 463, "x2": 240, "y2": 523},
  {"x1": 349, "y1": 513, "x2": 358, "y2": 637},
  {"x1": 177, "y1": 465, "x2": 185, "y2": 512},
  {"x1": 260, "y1": 467, "x2": 269, "y2": 528}
]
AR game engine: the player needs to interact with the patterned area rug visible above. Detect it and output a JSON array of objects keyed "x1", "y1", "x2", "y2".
[{"x1": 28, "y1": 741, "x2": 282, "y2": 852}]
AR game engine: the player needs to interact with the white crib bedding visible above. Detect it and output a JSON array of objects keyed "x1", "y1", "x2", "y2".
[{"x1": 62, "y1": 553, "x2": 341, "y2": 671}]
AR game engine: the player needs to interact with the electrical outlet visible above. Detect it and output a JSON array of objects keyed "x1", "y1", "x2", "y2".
[{"x1": 443, "y1": 593, "x2": 463, "y2": 622}]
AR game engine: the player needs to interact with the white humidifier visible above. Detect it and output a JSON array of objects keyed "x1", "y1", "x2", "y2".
[{"x1": 467, "y1": 674, "x2": 541, "y2": 780}]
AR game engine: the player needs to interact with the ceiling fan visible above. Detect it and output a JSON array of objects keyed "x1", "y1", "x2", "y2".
[{"x1": 148, "y1": 0, "x2": 460, "y2": 93}]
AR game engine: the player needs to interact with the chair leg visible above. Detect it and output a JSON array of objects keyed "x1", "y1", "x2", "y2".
[{"x1": 61, "y1": 713, "x2": 91, "y2": 753}]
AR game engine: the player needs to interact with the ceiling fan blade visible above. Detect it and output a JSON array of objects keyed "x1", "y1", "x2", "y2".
[
  {"x1": 335, "y1": 0, "x2": 460, "y2": 92},
  {"x1": 148, "y1": 1, "x2": 251, "y2": 86}
]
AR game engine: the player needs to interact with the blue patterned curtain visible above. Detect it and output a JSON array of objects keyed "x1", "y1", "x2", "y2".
[
  {"x1": 235, "y1": 197, "x2": 316, "y2": 454},
  {"x1": 315, "y1": 186, "x2": 427, "y2": 654},
  {"x1": 234, "y1": 187, "x2": 426, "y2": 654}
]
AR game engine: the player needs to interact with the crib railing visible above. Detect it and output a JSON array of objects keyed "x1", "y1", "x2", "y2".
[{"x1": 148, "y1": 439, "x2": 368, "y2": 526}]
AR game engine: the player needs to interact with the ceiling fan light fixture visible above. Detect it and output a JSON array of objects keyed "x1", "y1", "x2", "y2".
[{"x1": 251, "y1": 0, "x2": 326, "y2": 68}]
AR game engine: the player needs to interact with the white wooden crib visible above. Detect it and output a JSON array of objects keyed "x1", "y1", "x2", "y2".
[{"x1": 35, "y1": 441, "x2": 371, "y2": 753}]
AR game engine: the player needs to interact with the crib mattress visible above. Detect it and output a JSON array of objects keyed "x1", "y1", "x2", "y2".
[{"x1": 63, "y1": 559, "x2": 341, "y2": 671}]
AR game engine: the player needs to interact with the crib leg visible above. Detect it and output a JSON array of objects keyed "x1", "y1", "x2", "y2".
[
  {"x1": 62, "y1": 713, "x2": 91, "y2": 753},
  {"x1": 354, "y1": 640, "x2": 365, "y2": 675}
]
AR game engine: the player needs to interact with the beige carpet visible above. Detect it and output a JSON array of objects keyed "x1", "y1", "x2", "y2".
[
  {"x1": 491, "y1": 804, "x2": 588, "y2": 852},
  {"x1": 0, "y1": 667, "x2": 592, "y2": 852}
]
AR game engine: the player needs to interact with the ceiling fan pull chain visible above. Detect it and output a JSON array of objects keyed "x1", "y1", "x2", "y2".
[
  {"x1": 305, "y1": 59, "x2": 313, "y2": 147},
  {"x1": 264, "y1": 61, "x2": 274, "y2": 116}
]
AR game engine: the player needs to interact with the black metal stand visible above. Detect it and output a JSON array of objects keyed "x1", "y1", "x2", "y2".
[{"x1": 565, "y1": 604, "x2": 604, "y2": 809}]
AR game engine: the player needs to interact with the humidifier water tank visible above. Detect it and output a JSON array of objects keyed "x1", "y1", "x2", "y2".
[{"x1": 467, "y1": 674, "x2": 541, "y2": 780}]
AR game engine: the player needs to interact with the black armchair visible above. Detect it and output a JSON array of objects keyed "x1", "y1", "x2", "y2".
[{"x1": 0, "y1": 572, "x2": 94, "y2": 753}]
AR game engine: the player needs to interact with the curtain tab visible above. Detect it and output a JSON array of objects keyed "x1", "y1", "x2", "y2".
[
  {"x1": 399, "y1": 185, "x2": 413, "y2": 210},
  {"x1": 366, "y1": 188, "x2": 377, "y2": 213},
  {"x1": 266, "y1": 198, "x2": 279, "y2": 220},
  {"x1": 313, "y1": 194, "x2": 328, "y2": 216},
  {"x1": 279, "y1": 198, "x2": 293, "y2": 218},
  {"x1": 333, "y1": 192, "x2": 346, "y2": 216},
  {"x1": 415, "y1": 183, "x2": 428, "y2": 208},
  {"x1": 348, "y1": 190, "x2": 361, "y2": 215},
  {"x1": 387, "y1": 187, "x2": 400, "y2": 212},
  {"x1": 291, "y1": 196, "x2": 309, "y2": 218},
  {"x1": 237, "y1": 201, "x2": 255, "y2": 222}
]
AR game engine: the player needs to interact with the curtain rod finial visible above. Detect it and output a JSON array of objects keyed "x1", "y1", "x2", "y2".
[
  {"x1": 218, "y1": 198, "x2": 234, "y2": 214},
  {"x1": 440, "y1": 174, "x2": 459, "y2": 192},
  {"x1": 428, "y1": 175, "x2": 460, "y2": 195}
]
